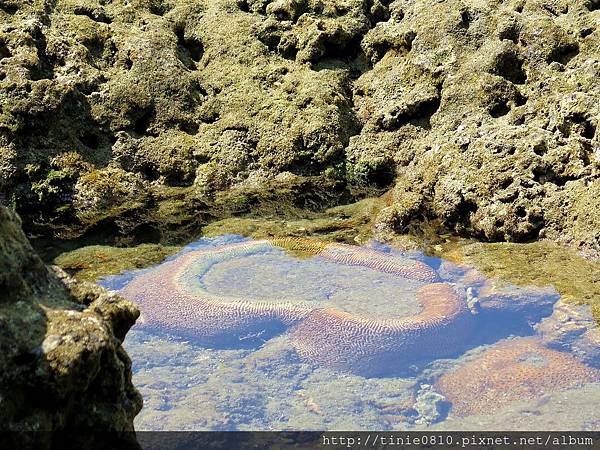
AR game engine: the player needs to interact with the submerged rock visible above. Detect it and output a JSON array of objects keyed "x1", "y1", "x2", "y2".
[
  {"x1": 537, "y1": 299, "x2": 600, "y2": 368},
  {"x1": 413, "y1": 384, "x2": 448, "y2": 425},
  {"x1": 0, "y1": 206, "x2": 141, "y2": 448},
  {"x1": 435, "y1": 337, "x2": 600, "y2": 417}
]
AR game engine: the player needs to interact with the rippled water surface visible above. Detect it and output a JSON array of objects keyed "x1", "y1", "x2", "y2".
[{"x1": 99, "y1": 235, "x2": 600, "y2": 430}]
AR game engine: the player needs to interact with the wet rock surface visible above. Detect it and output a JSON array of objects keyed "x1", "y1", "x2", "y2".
[
  {"x1": 0, "y1": 0, "x2": 597, "y2": 251},
  {"x1": 0, "y1": 206, "x2": 141, "y2": 447}
]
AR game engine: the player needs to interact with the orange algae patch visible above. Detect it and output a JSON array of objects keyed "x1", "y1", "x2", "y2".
[{"x1": 436, "y1": 337, "x2": 600, "y2": 417}]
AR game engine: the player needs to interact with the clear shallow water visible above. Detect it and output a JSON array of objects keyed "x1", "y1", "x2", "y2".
[
  {"x1": 98, "y1": 235, "x2": 600, "y2": 430},
  {"x1": 199, "y1": 250, "x2": 423, "y2": 316}
]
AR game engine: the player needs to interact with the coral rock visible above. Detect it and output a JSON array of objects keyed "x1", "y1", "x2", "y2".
[{"x1": 435, "y1": 337, "x2": 600, "y2": 417}]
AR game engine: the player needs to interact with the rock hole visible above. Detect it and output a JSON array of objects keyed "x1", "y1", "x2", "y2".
[
  {"x1": 179, "y1": 121, "x2": 199, "y2": 135},
  {"x1": 515, "y1": 205, "x2": 527, "y2": 218},
  {"x1": 257, "y1": 26, "x2": 283, "y2": 52},
  {"x1": 542, "y1": 4, "x2": 560, "y2": 16},
  {"x1": 193, "y1": 153, "x2": 211, "y2": 166},
  {"x1": 532, "y1": 166, "x2": 555, "y2": 185},
  {"x1": 547, "y1": 42, "x2": 579, "y2": 65},
  {"x1": 123, "y1": 56, "x2": 133, "y2": 70},
  {"x1": 334, "y1": 4, "x2": 350, "y2": 17},
  {"x1": 460, "y1": 9, "x2": 472, "y2": 28},
  {"x1": 367, "y1": 163, "x2": 396, "y2": 189},
  {"x1": 379, "y1": 95, "x2": 441, "y2": 131},
  {"x1": 80, "y1": 132, "x2": 100, "y2": 149},
  {"x1": 29, "y1": 31, "x2": 55, "y2": 80},
  {"x1": 367, "y1": 41, "x2": 393, "y2": 63},
  {"x1": 237, "y1": 0, "x2": 250, "y2": 13},
  {"x1": 149, "y1": 0, "x2": 171, "y2": 16},
  {"x1": 513, "y1": 115, "x2": 525, "y2": 125},
  {"x1": 560, "y1": 113, "x2": 596, "y2": 139},
  {"x1": 280, "y1": 42, "x2": 299, "y2": 61},
  {"x1": 200, "y1": 111, "x2": 220, "y2": 124},
  {"x1": 265, "y1": 0, "x2": 309, "y2": 21},
  {"x1": 78, "y1": 76, "x2": 105, "y2": 95},
  {"x1": 133, "y1": 107, "x2": 157, "y2": 137},
  {"x1": 370, "y1": 3, "x2": 390, "y2": 23},
  {"x1": 498, "y1": 23, "x2": 520, "y2": 43},
  {"x1": 489, "y1": 100, "x2": 511, "y2": 118},
  {"x1": 531, "y1": 165, "x2": 578, "y2": 187},
  {"x1": 13, "y1": 351, "x2": 38, "y2": 366},
  {"x1": 320, "y1": 35, "x2": 364, "y2": 62},
  {"x1": 0, "y1": 40, "x2": 11, "y2": 59},
  {"x1": 365, "y1": 32, "x2": 414, "y2": 65},
  {"x1": 532, "y1": 141, "x2": 547, "y2": 156},
  {"x1": 140, "y1": 164, "x2": 161, "y2": 182},
  {"x1": 272, "y1": 9, "x2": 292, "y2": 21},
  {"x1": 83, "y1": 36, "x2": 110, "y2": 69},
  {"x1": 499, "y1": 177, "x2": 513, "y2": 189},
  {"x1": 458, "y1": 199, "x2": 479, "y2": 217},
  {"x1": 73, "y1": 6, "x2": 112, "y2": 24},
  {"x1": 492, "y1": 49, "x2": 527, "y2": 84},
  {"x1": 132, "y1": 223, "x2": 162, "y2": 245},
  {"x1": 515, "y1": 92, "x2": 527, "y2": 106},
  {"x1": 0, "y1": 2, "x2": 18, "y2": 14},
  {"x1": 580, "y1": 28, "x2": 593, "y2": 38},
  {"x1": 175, "y1": 26, "x2": 204, "y2": 70},
  {"x1": 405, "y1": 31, "x2": 416, "y2": 51},
  {"x1": 586, "y1": 0, "x2": 600, "y2": 11}
]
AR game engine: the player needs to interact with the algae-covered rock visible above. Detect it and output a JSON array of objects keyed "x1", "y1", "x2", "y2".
[
  {"x1": 0, "y1": 202, "x2": 47, "y2": 300},
  {"x1": 447, "y1": 239, "x2": 600, "y2": 355},
  {"x1": 0, "y1": 0, "x2": 599, "y2": 252},
  {"x1": 0, "y1": 0, "x2": 358, "y2": 242},
  {"x1": 359, "y1": 0, "x2": 600, "y2": 251},
  {"x1": 0, "y1": 206, "x2": 141, "y2": 448},
  {"x1": 54, "y1": 243, "x2": 180, "y2": 282}
]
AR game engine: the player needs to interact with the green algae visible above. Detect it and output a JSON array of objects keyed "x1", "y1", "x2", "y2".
[
  {"x1": 54, "y1": 243, "x2": 180, "y2": 282},
  {"x1": 451, "y1": 241, "x2": 600, "y2": 323},
  {"x1": 50, "y1": 197, "x2": 386, "y2": 281},
  {"x1": 203, "y1": 197, "x2": 384, "y2": 245}
]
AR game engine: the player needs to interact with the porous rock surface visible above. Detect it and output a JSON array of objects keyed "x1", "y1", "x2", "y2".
[
  {"x1": 0, "y1": 206, "x2": 141, "y2": 444},
  {"x1": 0, "y1": 0, "x2": 598, "y2": 251}
]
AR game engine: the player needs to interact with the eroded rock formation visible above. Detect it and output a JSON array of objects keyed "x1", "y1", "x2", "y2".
[
  {"x1": 0, "y1": 205, "x2": 141, "y2": 447},
  {"x1": 0, "y1": 0, "x2": 598, "y2": 251}
]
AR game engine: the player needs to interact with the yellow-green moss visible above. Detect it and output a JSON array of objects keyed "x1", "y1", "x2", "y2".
[
  {"x1": 449, "y1": 240, "x2": 600, "y2": 322},
  {"x1": 54, "y1": 244, "x2": 180, "y2": 282},
  {"x1": 203, "y1": 197, "x2": 384, "y2": 245}
]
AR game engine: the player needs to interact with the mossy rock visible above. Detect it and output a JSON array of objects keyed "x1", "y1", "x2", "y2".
[
  {"x1": 0, "y1": 206, "x2": 142, "y2": 445},
  {"x1": 55, "y1": 243, "x2": 180, "y2": 282},
  {"x1": 0, "y1": 0, "x2": 598, "y2": 254}
]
